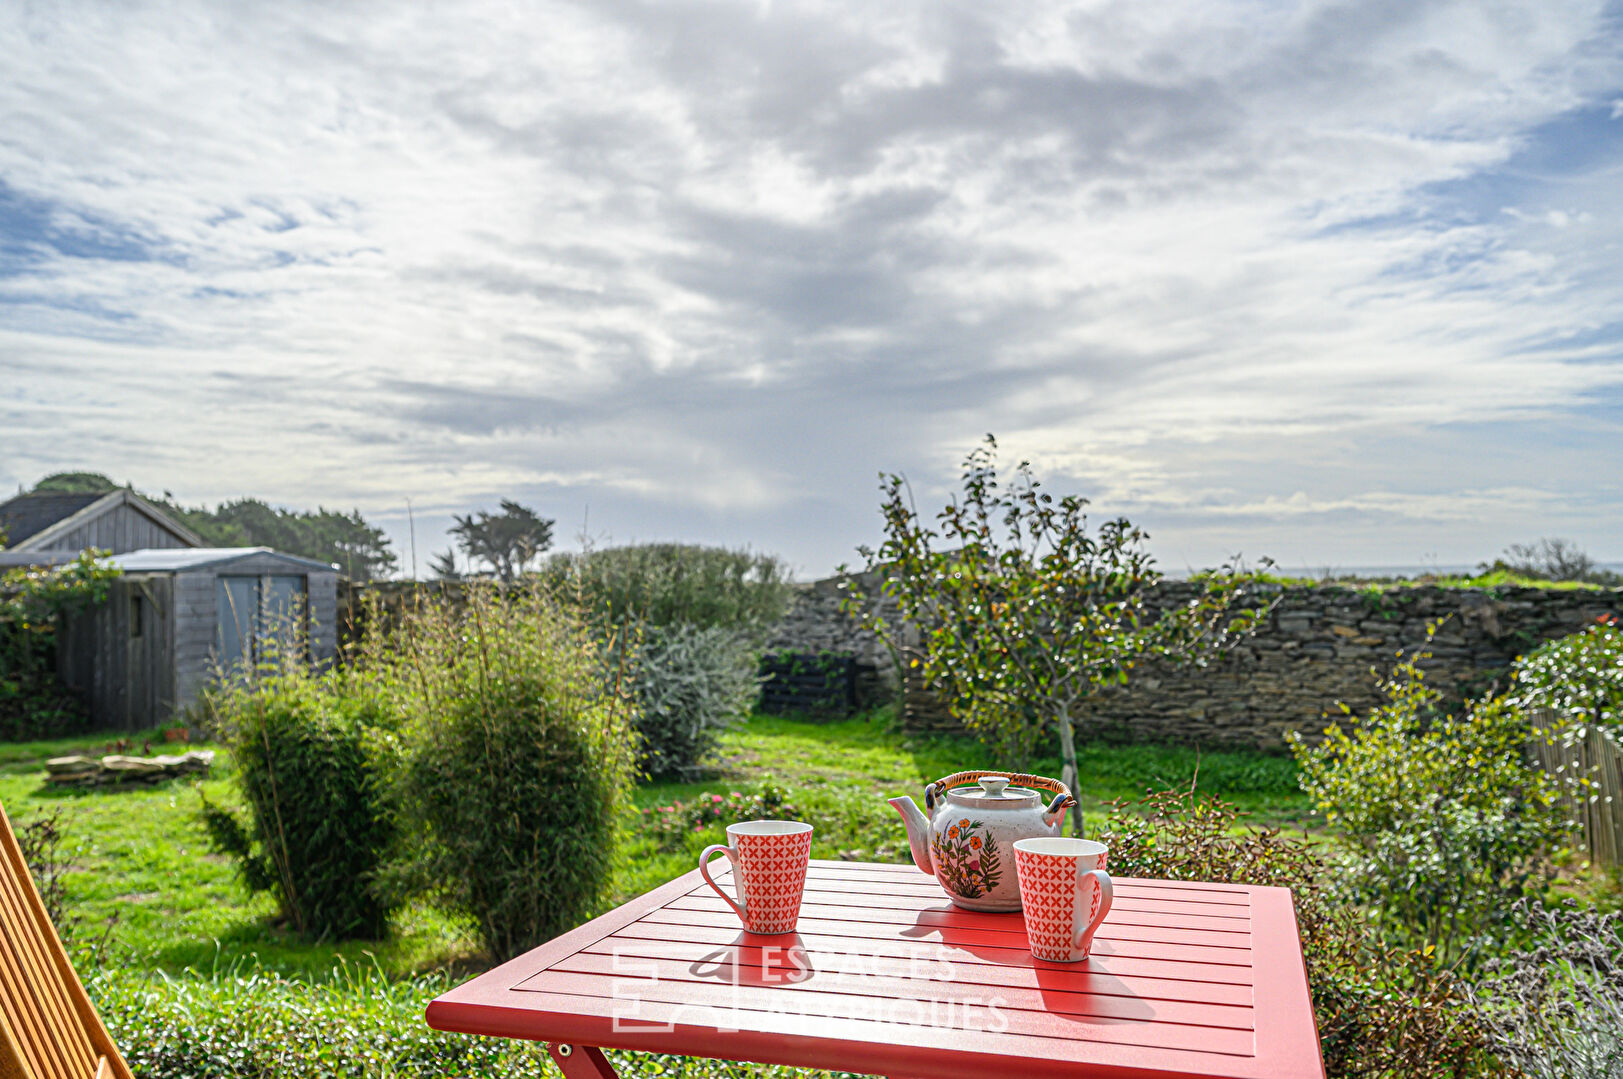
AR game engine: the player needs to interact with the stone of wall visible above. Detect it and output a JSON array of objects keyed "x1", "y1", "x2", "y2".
[
  {"x1": 765, "y1": 577, "x2": 1623, "y2": 748},
  {"x1": 764, "y1": 573, "x2": 898, "y2": 708},
  {"x1": 1063, "y1": 583, "x2": 1622, "y2": 748}
]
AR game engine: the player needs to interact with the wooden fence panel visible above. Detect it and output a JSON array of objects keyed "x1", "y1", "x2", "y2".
[{"x1": 1528, "y1": 710, "x2": 1623, "y2": 867}]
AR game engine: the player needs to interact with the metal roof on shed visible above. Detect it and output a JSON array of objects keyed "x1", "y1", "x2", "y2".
[{"x1": 108, "y1": 547, "x2": 338, "y2": 573}]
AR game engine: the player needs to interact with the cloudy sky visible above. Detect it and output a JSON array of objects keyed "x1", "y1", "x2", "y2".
[{"x1": 3, "y1": 0, "x2": 1622, "y2": 578}]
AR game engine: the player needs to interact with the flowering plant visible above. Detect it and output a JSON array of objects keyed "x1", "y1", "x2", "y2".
[
  {"x1": 1511, "y1": 615, "x2": 1623, "y2": 741},
  {"x1": 641, "y1": 782, "x2": 805, "y2": 851}
]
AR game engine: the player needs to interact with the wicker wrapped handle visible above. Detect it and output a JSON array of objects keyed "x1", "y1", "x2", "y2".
[{"x1": 924, "y1": 770, "x2": 1077, "y2": 812}]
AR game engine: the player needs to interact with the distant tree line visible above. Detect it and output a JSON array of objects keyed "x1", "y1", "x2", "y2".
[{"x1": 29, "y1": 472, "x2": 397, "y2": 580}]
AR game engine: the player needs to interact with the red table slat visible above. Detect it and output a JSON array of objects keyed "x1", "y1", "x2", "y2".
[{"x1": 427, "y1": 858, "x2": 1325, "y2": 1079}]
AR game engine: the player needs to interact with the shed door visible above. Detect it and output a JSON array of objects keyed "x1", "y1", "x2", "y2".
[
  {"x1": 217, "y1": 573, "x2": 310, "y2": 670},
  {"x1": 262, "y1": 575, "x2": 308, "y2": 656},
  {"x1": 217, "y1": 576, "x2": 258, "y2": 669}
]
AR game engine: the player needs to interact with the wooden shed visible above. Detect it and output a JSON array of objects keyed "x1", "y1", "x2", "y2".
[
  {"x1": 56, "y1": 548, "x2": 340, "y2": 730},
  {"x1": 0, "y1": 489, "x2": 200, "y2": 566}
]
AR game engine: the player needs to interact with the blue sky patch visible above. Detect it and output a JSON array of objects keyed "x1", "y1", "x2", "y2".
[
  {"x1": 1419, "y1": 101, "x2": 1623, "y2": 224},
  {"x1": 0, "y1": 180, "x2": 166, "y2": 267}
]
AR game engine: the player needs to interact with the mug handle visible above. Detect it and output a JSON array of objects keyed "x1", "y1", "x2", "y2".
[
  {"x1": 699, "y1": 844, "x2": 747, "y2": 924},
  {"x1": 1073, "y1": 868, "x2": 1114, "y2": 957}
]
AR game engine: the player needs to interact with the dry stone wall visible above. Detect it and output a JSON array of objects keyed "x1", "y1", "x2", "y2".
[
  {"x1": 765, "y1": 577, "x2": 1623, "y2": 749},
  {"x1": 764, "y1": 572, "x2": 898, "y2": 708}
]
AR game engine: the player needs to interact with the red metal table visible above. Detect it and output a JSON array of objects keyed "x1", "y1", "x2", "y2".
[{"x1": 426, "y1": 859, "x2": 1324, "y2": 1079}]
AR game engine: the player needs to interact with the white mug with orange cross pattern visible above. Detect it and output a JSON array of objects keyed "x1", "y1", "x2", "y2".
[
  {"x1": 699, "y1": 820, "x2": 813, "y2": 935},
  {"x1": 1013, "y1": 837, "x2": 1114, "y2": 962}
]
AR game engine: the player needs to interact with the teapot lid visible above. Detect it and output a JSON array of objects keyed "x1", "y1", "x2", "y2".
[{"x1": 944, "y1": 774, "x2": 1039, "y2": 807}]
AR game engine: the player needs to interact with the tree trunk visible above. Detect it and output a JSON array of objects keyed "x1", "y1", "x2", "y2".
[{"x1": 1055, "y1": 712, "x2": 1084, "y2": 838}]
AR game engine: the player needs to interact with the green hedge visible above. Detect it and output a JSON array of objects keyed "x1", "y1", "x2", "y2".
[
  {"x1": 201, "y1": 669, "x2": 397, "y2": 941},
  {"x1": 541, "y1": 543, "x2": 792, "y2": 631},
  {"x1": 378, "y1": 583, "x2": 639, "y2": 961},
  {"x1": 88, "y1": 965, "x2": 864, "y2": 1079},
  {"x1": 541, "y1": 543, "x2": 791, "y2": 777},
  {"x1": 90, "y1": 964, "x2": 545, "y2": 1079}
]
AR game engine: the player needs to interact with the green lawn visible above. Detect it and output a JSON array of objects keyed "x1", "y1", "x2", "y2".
[
  {"x1": 0, "y1": 751, "x2": 483, "y2": 978},
  {"x1": 0, "y1": 709, "x2": 1310, "y2": 1077},
  {"x1": 1, "y1": 708, "x2": 1306, "y2": 978},
  {"x1": 619, "y1": 711, "x2": 1308, "y2": 903}
]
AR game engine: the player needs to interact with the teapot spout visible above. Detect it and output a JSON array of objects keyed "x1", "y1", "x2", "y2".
[
  {"x1": 888, "y1": 796, "x2": 934, "y2": 876},
  {"x1": 1042, "y1": 791, "x2": 1074, "y2": 833}
]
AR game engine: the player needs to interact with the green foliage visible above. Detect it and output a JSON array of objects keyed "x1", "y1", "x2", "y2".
[
  {"x1": 88, "y1": 962, "x2": 864, "y2": 1079},
  {"x1": 171, "y1": 498, "x2": 397, "y2": 580},
  {"x1": 1510, "y1": 615, "x2": 1623, "y2": 740},
  {"x1": 1480, "y1": 537, "x2": 1623, "y2": 587},
  {"x1": 89, "y1": 963, "x2": 551, "y2": 1079},
  {"x1": 544, "y1": 543, "x2": 793, "y2": 632},
  {"x1": 1291, "y1": 640, "x2": 1565, "y2": 959},
  {"x1": 0, "y1": 549, "x2": 122, "y2": 627},
  {"x1": 1427, "y1": 569, "x2": 1609, "y2": 591},
  {"x1": 1099, "y1": 786, "x2": 1498, "y2": 1079},
  {"x1": 843, "y1": 434, "x2": 1274, "y2": 828},
  {"x1": 449, "y1": 499, "x2": 555, "y2": 581},
  {"x1": 30, "y1": 471, "x2": 120, "y2": 494},
  {"x1": 376, "y1": 582, "x2": 638, "y2": 961},
  {"x1": 546, "y1": 544, "x2": 792, "y2": 777},
  {"x1": 0, "y1": 551, "x2": 121, "y2": 740},
  {"x1": 631, "y1": 623, "x2": 761, "y2": 777},
  {"x1": 201, "y1": 665, "x2": 397, "y2": 940}
]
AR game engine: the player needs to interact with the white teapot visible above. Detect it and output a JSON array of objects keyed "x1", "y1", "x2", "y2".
[{"x1": 889, "y1": 771, "x2": 1075, "y2": 911}]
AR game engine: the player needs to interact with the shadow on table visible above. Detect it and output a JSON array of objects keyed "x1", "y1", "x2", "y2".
[
  {"x1": 1031, "y1": 960, "x2": 1154, "y2": 1021},
  {"x1": 686, "y1": 932, "x2": 816, "y2": 988},
  {"x1": 895, "y1": 907, "x2": 1155, "y2": 1023}
]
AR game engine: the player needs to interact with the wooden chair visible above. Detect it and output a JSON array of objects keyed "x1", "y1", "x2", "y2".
[{"x1": 0, "y1": 800, "x2": 132, "y2": 1079}]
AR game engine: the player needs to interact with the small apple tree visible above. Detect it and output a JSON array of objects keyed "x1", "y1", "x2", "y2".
[{"x1": 843, "y1": 436, "x2": 1274, "y2": 836}]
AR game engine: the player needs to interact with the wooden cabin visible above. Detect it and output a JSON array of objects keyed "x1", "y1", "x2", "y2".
[
  {"x1": 1, "y1": 490, "x2": 341, "y2": 730},
  {"x1": 54, "y1": 548, "x2": 340, "y2": 730},
  {"x1": 0, "y1": 489, "x2": 201, "y2": 567}
]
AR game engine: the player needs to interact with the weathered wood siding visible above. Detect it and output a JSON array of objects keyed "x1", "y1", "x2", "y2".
[
  {"x1": 172, "y1": 571, "x2": 217, "y2": 710},
  {"x1": 172, "y1": 558, "x2": 340, "y2": 714},
  {"x1": 1529, "y1": 711, "x2": 1623, "y2": 867},
  {"x1": 57, "y1": 575, "x2": 175, "y2": 730},
  {"x1": 308, "y1": 570, "x2": 338, "y2": 664},
  {"x1": 58, "y1": 554, "x2": 341, "y2": 730},
  {"x1": 48, "y1": 503, "x2": 191, "y2": 554}
]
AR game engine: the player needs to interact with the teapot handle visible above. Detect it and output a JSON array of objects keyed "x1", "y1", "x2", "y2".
[{"x1": 927, "y1": 770, "x2": 1077, "y2": 811}]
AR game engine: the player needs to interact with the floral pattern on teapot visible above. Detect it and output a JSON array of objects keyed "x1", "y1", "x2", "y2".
[{"x1": 931, "y1": 816, "x2": 1003, "y2": 899}]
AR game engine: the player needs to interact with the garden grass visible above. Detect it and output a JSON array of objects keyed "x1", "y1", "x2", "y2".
[
  {"x1": 0, "y1": 731, "x2": 138, "y2": 768},
  {"x1": 621, "y1": 709, "x2": 1310, "y2": 913},
  {"x1": 0, "y1": 711, "x2": 1311, "y2": 1077},
  {"x1": 0, "y1": 711, "x2": 1311, "y2": 979},
  {"x1": 0, "y1": 753, "x2": 480, "y2": 979},
  {"x1": 1251, "y1": 568, "x2": 1615, "y2": 591}
]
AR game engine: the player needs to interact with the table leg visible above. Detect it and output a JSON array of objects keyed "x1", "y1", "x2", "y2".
[{"x1": 547, "y1": 1042, "x2": 617, "y2": 1078}]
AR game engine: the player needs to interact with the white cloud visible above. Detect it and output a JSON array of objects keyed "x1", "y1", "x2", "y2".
[{"x1": 1, "y1": 0, "x2": 1621, "y2": 575}]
